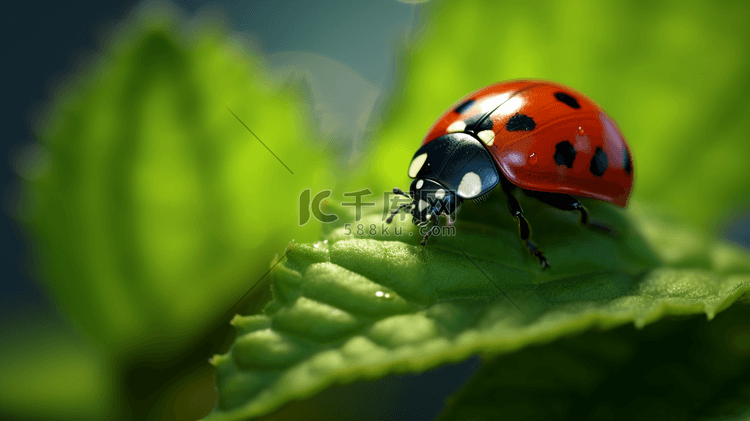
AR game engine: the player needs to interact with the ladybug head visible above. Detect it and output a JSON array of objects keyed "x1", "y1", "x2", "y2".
[{"x1": 386, "y1": 179, "x2": 460, "y2": 227}]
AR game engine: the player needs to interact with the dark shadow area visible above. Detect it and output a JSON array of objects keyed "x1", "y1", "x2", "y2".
[
  {"x1": 441, "y1": 304, "x2": 750, "y2": 420},
  {"x1": 258, "y1": 355, "x2": 482, "y2": 421}
]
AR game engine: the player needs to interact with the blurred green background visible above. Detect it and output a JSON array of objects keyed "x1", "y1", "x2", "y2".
[{"x1": 2, "y1": 0, "x2": 750, "y2": 419}]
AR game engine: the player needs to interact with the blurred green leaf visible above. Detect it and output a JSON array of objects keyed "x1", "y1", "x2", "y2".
[
  {"x1": 0, "y1": 323, "x2": 119, "y2": 421},
  {"x1": 26, "y1": 5, "x2": 334, "y2": 360},
  {"x1": 16, "y1": 11, "x2": 340, "y2": 420},
  {"x1": 207, "y1": 198, "x2": 750, "y2": 420},
  {"x1": 359, "y1": 0, "x2": 750, "y2": 233}
]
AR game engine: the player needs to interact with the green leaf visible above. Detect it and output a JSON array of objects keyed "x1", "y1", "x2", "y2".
[{"x1": 207, "y1": 197, "x2": 750, "y2": 420}]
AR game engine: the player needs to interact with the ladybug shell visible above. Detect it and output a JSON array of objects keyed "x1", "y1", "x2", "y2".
[{"x1": 422, "y1": 80, "x2": 633, "y2": 207}]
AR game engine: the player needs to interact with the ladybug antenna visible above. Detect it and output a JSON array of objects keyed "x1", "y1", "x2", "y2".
[
  {"x1": 386, "y1": 186, "x2": 414, "y2": 224},
  {"x1": 392, "y1": 187, "x2": 410, "y2": 198}
]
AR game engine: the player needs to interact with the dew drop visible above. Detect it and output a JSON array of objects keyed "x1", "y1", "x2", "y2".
[
  {"x1": 528, "y1": 153, "x2": 538, "y2": 165},
  {"x1": 578, "y1": 126, "x2": 585, "y2": 136},
  {"x1": 376, "y1": 291, "x2": 384, "y2": 297},
  {"x1": 384, "y1": 293, "x2": 391, "y2": 299}
]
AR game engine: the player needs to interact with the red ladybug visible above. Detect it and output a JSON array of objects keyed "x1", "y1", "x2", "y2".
[{"x1": 387, "y1": 80, "x2": 633, "y2": 268}]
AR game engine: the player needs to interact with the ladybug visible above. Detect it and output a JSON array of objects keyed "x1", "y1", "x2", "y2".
[{"x1": 387, "y1": 80, "x2": 633, "y2": 268}]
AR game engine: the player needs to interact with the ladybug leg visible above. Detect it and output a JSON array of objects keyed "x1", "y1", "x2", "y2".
[
  {"x1": 522, "y1": 191, "x2": 614, "y2": 235},
  {"x1": 502, "y1": 181, "x2": 550, "y2": 269},
  {"x1": 420, "y1": 213, "x2": 440, "y2": 245}
]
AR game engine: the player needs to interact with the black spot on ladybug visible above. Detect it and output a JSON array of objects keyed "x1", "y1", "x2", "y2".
[
  {"x1": 464, "y1": 113, "x2": 494, "y2": 132},
  {"x1": 554, "y1": 141, "x2": 576, "y2": 168},
  {"x1": 454, "y1": 99, "x2": 475, "y2": 114},
  {"x1": 506, "y1": 113, "x2": 536, "y2": 131},
  {"x1": 623, "y1": 148, "x2": 632, "y2": 175},
  {"x1": 554, "y1": 92, "x2": 580, "y2": 109},
  {"x1": 590, "y1": 147, "x2": 608, "y2": 177}
]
